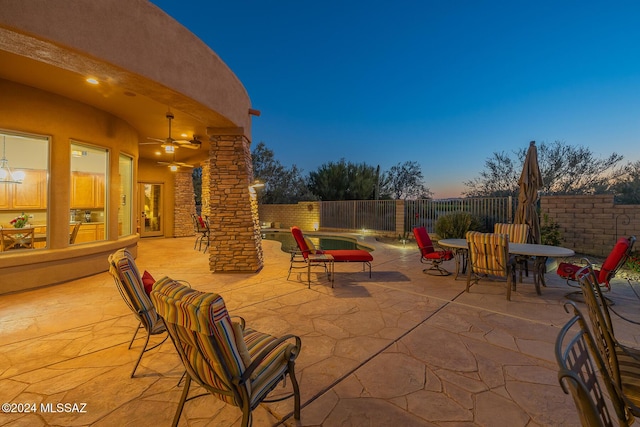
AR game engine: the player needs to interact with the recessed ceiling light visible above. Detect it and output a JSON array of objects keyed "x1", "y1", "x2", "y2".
[
  {"x1": 86, "y1": 78, "x2": 99, "y2": 85},
  {"x1": 180, "y1": 133, "x2": 188, "y2": 138}
]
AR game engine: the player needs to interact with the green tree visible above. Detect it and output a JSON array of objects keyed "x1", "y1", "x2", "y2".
[
  {"x1": 464, "y1": 141, "x2": 625, "y2": 197},
  {"x1": 307, "y1": 159, "x2": 378, "y2": 200},
  {"x1": 251, "y1": 142, "x2": 315, "y2": 203},
  {"x1": 381, "y1": 161, "x2": 432, "y2": 200}
]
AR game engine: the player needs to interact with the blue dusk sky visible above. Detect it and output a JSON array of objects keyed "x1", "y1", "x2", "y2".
[{"x1": 150, "y1": 1, "x2": 640, "y2": 198}]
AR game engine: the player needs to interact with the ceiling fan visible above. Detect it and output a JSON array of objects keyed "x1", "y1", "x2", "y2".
[
  {"x1": 158, "y1": 154, "x2": 194, "y2": 171},
  {"x1": 142, "y1": 111, "x2": 201, "y2": 152}
]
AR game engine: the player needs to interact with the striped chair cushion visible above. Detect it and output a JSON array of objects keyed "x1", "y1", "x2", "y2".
[
  {"x1": 616, "y1": 346, "x2": 640, "y2": 408},
  {"x1": 108, "y1": 249, "x2": 163, "y2": 334},
  {"x1": 466, "y1": 231, "x2": 510, "y2": 277},
  {"x1": 494, "y1": 223, "x2": 529, "y2": 244},
  {"x1": 152, "y1": 277, "x2": 295, "y2": 409}
]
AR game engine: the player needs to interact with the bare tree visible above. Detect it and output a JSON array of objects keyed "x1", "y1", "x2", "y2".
[{"x1": 464, "y1": 141, "x2": 625, "y2": 197}]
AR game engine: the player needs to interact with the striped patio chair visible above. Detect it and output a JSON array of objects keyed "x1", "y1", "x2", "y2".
[
  {"x1": 556, "y1": 303, "x2": 634, "y2": 426},
  {"x1": 466, "y1": 231, "x2": 517, "y2": 300},
  {"x1": 108, "y1": 248, "x2": 167, "y2": 378},
  {"x1": 494, "y1": 223, "x2": 530, "y2": 281},
  {"x1": 151, "y1": 277, "x2": 301, "y2": 427},
  {"x1": 577, "y1": 264, "x2": 640, "y2": 419}
]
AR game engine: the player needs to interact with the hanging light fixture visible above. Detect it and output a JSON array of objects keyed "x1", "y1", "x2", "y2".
[{"x1": 0, "y1": 135, "x2": 25, "y2": 184}]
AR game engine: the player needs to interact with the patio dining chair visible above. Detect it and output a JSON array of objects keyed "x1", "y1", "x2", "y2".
[
  {"x1": 413, "y1": 226, "x2": 453, "y2": 276},
  {"x1": 107, "y1": 248, "x2": 168, "y2": 378},
  {"x1": 576, "y1": 264, "x2": 640, "y2": 418},
  {"x1": 466, "y1": 231, "x2": 517, "y2": 300},
  {"x1": 151, "y1": 277, "x2": 301, "y2": 427},
  {"x1": 191, "y1": 213, "x2": 210, "y2": 252},
  {"x1": 556, "y1": 302, "x2": 633, "y2": 426},
  {"x1": 494, "y1": 223, "x2": 530, "y2": 281}
]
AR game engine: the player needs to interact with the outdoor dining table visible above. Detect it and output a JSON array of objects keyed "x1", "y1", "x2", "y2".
[{"x1": 437, "y1": 238, "x2": 575, "y2": 294}]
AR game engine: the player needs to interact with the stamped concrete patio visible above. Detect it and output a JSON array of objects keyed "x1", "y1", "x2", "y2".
[{"x1": 2, "y1": 232, "x2": 640, "y2": 426}]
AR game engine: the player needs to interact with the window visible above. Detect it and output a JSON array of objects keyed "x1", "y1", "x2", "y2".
[
  {"x1": 0, "y1": 131, "x2": 49, "y2": 252},
  {"x1": 118, "y1": 154, "x2": 133, "y2": 237},
  {"x1": 70, "y1": 142, "x2": 107, "y2": 243}
]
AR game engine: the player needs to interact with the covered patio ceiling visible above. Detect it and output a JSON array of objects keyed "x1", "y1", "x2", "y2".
[{"x1": 0, "y1": 28, "x2": 240, "y2": 167}]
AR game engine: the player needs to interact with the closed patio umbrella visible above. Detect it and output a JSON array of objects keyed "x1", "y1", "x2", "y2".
[{"x1": 515, "y1": 141, "x2": 544, "y2": 244}]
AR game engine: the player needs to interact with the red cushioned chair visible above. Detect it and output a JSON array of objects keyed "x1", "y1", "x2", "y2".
[
  {"x1": 557, "y1": 236, "x2": 636, "y2": 292},
  {"x1": 413, "y1": 226, "x2": 454, "y2": 276},
  {"x1": 289, "y1": 226, "x2": 373, "y2": 282}
]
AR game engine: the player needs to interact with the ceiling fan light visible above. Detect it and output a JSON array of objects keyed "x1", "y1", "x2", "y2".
[
  {"x1": 169, "y1": 164, "x2": 179, "y2": 172},
  {"x1": 164, "y1": 144, "x2": 175, "y2": 154}
]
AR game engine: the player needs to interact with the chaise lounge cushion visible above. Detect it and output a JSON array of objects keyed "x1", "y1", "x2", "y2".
[{"x1": 324, "y1": 249, "x2": 373, "y2": 263}]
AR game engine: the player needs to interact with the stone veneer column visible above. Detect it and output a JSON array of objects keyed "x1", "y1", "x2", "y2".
[
  {"x1": 173, "y1": 169, "x2": 196, "y2": 237},
  {"x1": 204, "y1": 135, "x2": 263, "y2": 272}
]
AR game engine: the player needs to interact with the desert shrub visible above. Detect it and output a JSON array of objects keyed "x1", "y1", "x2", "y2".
[
  {"x1": 540, "y1": 213, "x2": 562, "y2": 246},
  {"x1": 435, "y1": 211, "x2": 483, "y2": 239}
]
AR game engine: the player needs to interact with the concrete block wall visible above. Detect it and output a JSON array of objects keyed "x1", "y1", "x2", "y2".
[
  {"x1": 541, "y1": 194, "x2": 640, "y2": 257},
  {"x1": 258, "y1": 202, "x2": 320, "y2": 231}
]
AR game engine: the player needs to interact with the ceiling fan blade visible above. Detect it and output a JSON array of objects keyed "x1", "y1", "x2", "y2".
[
  {"x1": 144, "y1": 137, "x2": 164, "y2": 143},
  {"x1": 176, "y1": 141, "x2": 200, "y2": 149}
]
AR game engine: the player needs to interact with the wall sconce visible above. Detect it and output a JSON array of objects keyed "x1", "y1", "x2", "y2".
[{"x1": 250, "y1": 180, "x2": 265, "y2": 189}]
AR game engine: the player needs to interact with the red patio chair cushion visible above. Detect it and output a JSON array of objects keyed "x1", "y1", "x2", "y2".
[
  {"x1": 557, "y1": 262, "x2": 599, "y2": 281},
  {"x1": 598, "y1": 237, "x2": 631, "y2": 285}
]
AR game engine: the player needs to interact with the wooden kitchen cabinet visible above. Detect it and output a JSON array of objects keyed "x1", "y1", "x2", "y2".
[
  {"x1": 74, "y1": 222, "x2": 105, "y2": 243},
  {"x1": 12, "y1": 169, "x2": 47, "y2": 210},
  {"x1": 71, "y1": 172, "x2": 105, "y2": 209},
  {"x1": 0, "y1": 169, "x2": 47, "y2": 210}
]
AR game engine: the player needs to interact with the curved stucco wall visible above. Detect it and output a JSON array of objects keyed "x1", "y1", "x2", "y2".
[
  {"x1": 0, "y1": 0, "x2": 252, "y2": 131},
  {"x1": 0, "y1": 79, "x2": 141, "y2": 293}
]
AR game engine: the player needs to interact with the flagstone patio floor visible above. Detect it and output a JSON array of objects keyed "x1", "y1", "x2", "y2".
[{"x1": 2, "y1": 232, "x2": 640, "y2": 426}]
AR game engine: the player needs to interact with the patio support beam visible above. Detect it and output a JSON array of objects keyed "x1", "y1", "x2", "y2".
[{"x1": 203, "y1": 134, "x2": 263, "y2": 273}]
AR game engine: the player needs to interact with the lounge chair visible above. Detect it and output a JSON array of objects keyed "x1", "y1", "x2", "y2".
[
  {"x1": 290, "y1": 226, "x2": 373, "y2": 284},
  {"x1": 151, "y1": 277, "x2": 301, "y2": 427},
  {"x1": 107, "y1": 248, "x2": 168, "y2": 377},
  {"x1": 555, "y1": 302, "x2": 634, "y2": 426},
  {"x1": 557, "y1": 236, "x2": 635, "y2": 292}
]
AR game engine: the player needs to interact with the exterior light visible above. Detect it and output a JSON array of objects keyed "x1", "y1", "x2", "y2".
[{"x1": 250, "y1": 180, "x2": 265, "y2": 189}]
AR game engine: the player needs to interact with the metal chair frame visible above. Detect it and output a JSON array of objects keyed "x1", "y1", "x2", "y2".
[
  {"x1": 556, "y1": 303, "x2": 632, "y2": 426},
  {"x1": 577, "y1": 264, "x2": 640, "y2": 419},
  {"x1": 108, "y1": 249, "x2": 168, "y2": 378}
]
